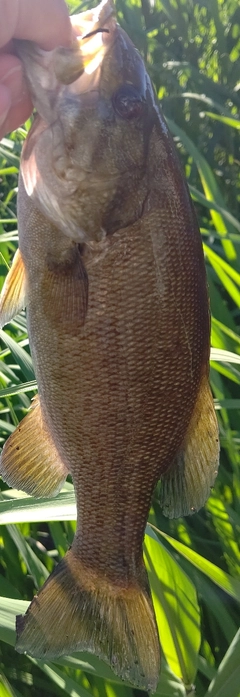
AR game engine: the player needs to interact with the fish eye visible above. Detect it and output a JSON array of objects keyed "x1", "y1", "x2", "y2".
[{"x1": 112, "y1": 84, "x2": 145, "y2": 120}]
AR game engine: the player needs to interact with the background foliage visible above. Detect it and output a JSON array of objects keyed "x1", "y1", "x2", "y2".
[{"x1": 0, "y1": 0, "x2": 240, "y2": 695}]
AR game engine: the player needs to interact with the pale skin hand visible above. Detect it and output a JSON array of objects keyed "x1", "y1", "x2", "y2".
[{"x1": 0, "y1": 0, "x2": 72, "y2": 138}]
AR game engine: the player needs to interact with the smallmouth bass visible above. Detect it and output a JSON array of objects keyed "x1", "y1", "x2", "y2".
[{"x1": 0, "y1": 0, "x2": 219, "y2": 691}]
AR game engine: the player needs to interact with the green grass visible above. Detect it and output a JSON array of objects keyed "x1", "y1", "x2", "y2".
[{"x1": 0, "y1": 0, "x2": 240, "y2": 696}]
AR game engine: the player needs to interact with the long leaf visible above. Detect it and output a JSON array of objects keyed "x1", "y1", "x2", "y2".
[
  {"x1": 151, "y1": 527, "x2": 240, "y2": 603},
  {"x1": 7, "y1": 525, "x2": 49, "y2": 588},
  {"x1": 0, "y1": 331, "x2": 34, "y2": 381},
  {"x1": 204, "y1": 629, "x2": 240, "y2": 697},
  {"x1": 0, "y1": 381, "x2": 37, "y2": 397},
  {"x1": 0, "y1": 490, "x2": 77, "y2": 525},
  {"x1": 144, "y1": 530, "x2": 200, "y2": 686},
  {"x1": 166, "y1": 118, "x2": 236, "y2": 259}
]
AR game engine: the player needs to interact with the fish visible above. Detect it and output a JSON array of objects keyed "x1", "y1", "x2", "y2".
[{"x1": 0, "y1": 0, "x2": 219, "y2": 691}]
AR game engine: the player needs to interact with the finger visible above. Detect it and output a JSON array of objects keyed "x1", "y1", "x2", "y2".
[
  {"x1": 0, "y1": 53, "x2": 29, "y2": 110},
  {"x1": 0, "y1": 84, "x2": 11, "y2": 134},
  {"x1": 0, "y1": 0, "x2": 18, "y2": 47},
  {"x1": 0, "y1": 0, "x2": 72, "y2": 50},
  {"x1": 0, "y1": 95, "x2": 32, "y2": 139},
  {"x1": 0, "y1": 54, "x2": 32, "y2": 139},
  {"x1": 0, "y1": 54, "x2": 23, "y2": 96}
]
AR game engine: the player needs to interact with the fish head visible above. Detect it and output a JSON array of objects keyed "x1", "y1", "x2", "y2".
[{"x1": 17, "y1": 0, "x2": 161, "y2": 243}]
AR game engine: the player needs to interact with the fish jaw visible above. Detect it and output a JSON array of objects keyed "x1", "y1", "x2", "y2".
[{"x1": 14, "y1": 0, "x2": 116, "y2": 120}]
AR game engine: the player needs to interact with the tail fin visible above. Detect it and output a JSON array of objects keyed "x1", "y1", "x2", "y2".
[{"x1": 16, "y1": 548, "x2": 160, "y2": 692}]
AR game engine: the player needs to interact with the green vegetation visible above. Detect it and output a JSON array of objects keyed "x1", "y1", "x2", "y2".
[{"x1": 0, "y1": 0, "x2": 240, "y2": 695}]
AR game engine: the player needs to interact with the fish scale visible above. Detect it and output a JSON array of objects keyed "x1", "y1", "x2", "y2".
[
  {"x1": 24, "y1": 209, "x2": 205, "y2": 570},
  {"x1": 0, "y1": 0, "x2": 219, "y2": 691}
]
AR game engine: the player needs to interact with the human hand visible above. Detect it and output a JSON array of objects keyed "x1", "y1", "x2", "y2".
[{"x1": 0, "y1": 0, "x2": 71, "y2": 138}]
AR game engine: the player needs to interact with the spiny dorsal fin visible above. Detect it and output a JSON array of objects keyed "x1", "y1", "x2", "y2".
[
  {"x1": 159, "y1": 374, "x2": 219, "y2": 518},
  {"x1": 0, "y1": 396, "x2": 68, "y2": 498},
  {"x1": 0, "y1": 249, "x2": 27, "y2": 328}
]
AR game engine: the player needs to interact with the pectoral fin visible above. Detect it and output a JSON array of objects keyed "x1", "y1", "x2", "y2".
[
  {"x1": 44, "y1": 246, "x2": 88, "y2": 330},
  {"x1": 159, "y1": 374, "x2": 219, "y2": 518},
  {"x1": 0, "y1": 249, "x2": 26, "y2": 328},
  {"x1": 0, "y1": 397, "x2": 68, "y2": 498}
]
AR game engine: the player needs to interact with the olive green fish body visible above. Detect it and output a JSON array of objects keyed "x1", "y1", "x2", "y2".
[
  {"x1": 0, "y1": 1, "x2": 219, "y2": 690},
  {"x1": 17, "y1": 136, "x2": 207, "y2": 574}
]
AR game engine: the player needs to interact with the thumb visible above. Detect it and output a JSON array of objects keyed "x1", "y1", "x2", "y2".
[{"x1": 0, "y1": 0, "x2": 71, "y2": 50}]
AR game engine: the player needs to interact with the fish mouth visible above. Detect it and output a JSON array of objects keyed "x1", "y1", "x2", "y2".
[
  {"x1": 54, "y1": 0, "x2": 117, "y2": 87},
  {"x1": 14, "y1": 0, "x2": 117, "y2": 118}
]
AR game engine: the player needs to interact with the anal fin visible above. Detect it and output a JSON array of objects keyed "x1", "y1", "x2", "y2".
[
  {"x1": 0, "y1": 396, "x2": 68, "y2": 498},
  {"x1": 0, "y1": 248, "x2": 27, "y2": 328},
  {"x1": 159, "y1": 374, "x2": 219, "y2": 518}
]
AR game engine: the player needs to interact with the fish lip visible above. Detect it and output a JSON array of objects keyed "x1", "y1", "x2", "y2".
[
  {"x1": 71, "y1": 0, "x2": 115, "y2": 41},
  {"x1": 69, "y1": 0, "x2": 116, "y2": 82}
]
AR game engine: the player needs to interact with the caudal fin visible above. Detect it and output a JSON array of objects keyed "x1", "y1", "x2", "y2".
[{"x1": 16, "y1": 548, "x2": 160, "y2": 692}]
